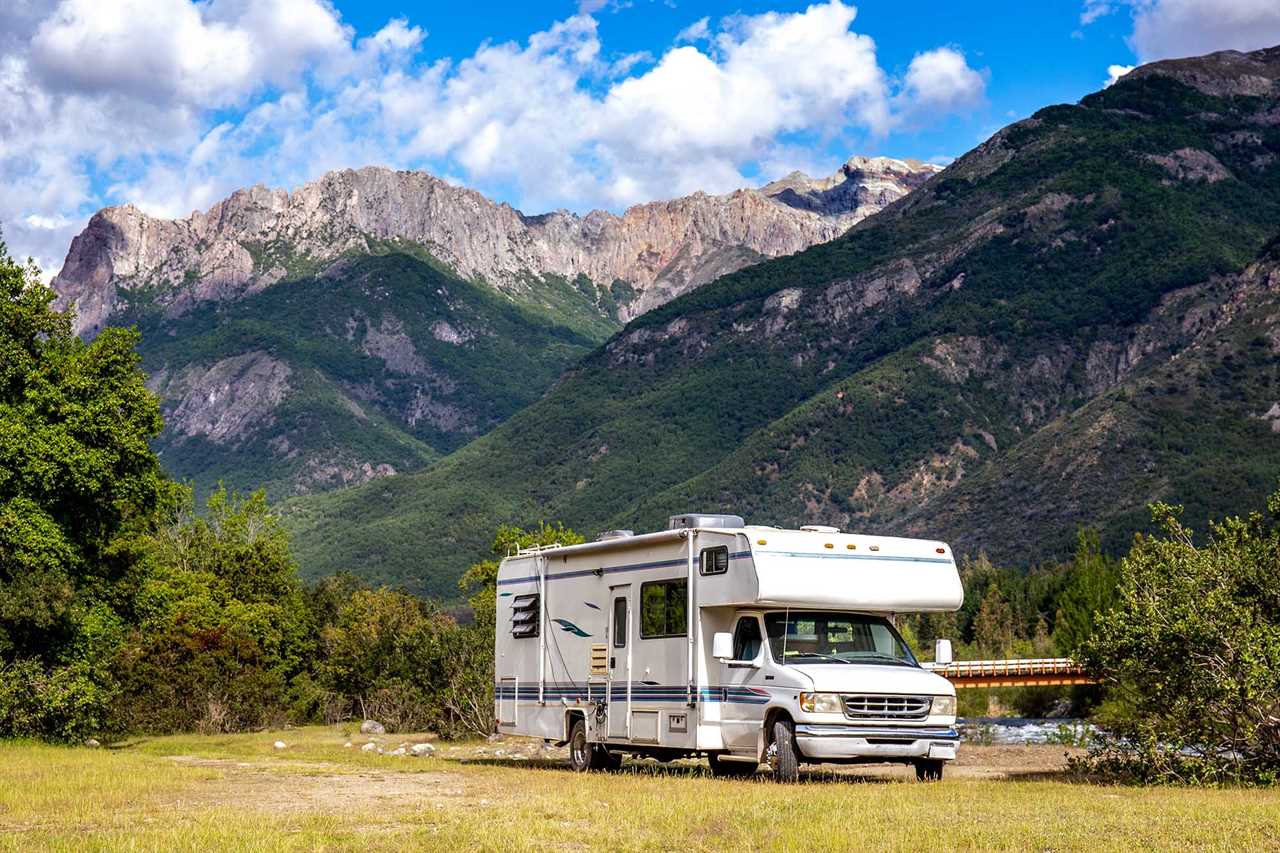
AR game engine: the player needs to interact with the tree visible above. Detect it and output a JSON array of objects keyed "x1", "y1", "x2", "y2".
[
  {"x1": 0, "y1": 239, "x2": 166, "y2": 740},
  {"x1": 1079, "y1": 495, "x2": 1280, "y2": 784},
  {"x1": 1053, "y1": 529, "x2": 1120, "y2": 655},
  {"x1": 111, "y1": 488, "x2": 314, "y2": 733},
  {"x1": 316, "y1": 586, "x2": 446, "y2": 730}
]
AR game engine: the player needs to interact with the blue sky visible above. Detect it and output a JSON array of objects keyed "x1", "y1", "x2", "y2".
[
  {"x1": 2, "y1": 0, "x2": 1278, "y2": 275},
  {"x1": 333, "y1": 0, "x2": 1138, "y2": 163}
]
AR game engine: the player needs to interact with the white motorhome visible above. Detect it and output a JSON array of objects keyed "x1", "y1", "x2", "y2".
[{"x1": 494, "y1": 514, "x2": 963, "y2": 781}]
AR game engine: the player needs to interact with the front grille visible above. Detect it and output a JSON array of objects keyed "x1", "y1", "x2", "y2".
[{"x1": 841, "y1": 694, "x2": 930, "y2": 721}]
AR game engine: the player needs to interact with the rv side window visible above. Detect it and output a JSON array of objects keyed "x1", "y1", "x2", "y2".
[
  {"x1": 612, "y1": 597, "x2": 627, "y2": 648},
  {"x1": 639, "y1": 580, "x2": 687, "y2": 639},
  {"x1": 699, "y1": 546, "x2": 729, "y2": 576},
  {"x1": 511, "y1": 593, "x2": 540, "y2": 639}
]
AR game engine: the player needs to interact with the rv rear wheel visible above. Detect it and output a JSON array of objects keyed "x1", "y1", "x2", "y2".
[
  {"x1": 568, "y1": 720, "x2": 592, "y2": 772},
  {"x1": 767, "y1": 720, "x2": 800, "y2": 783},
  {"x1": 707, "y1": 753, "x2": 758, "y2": 778},
  {"x1": 915, "y1": 759, "x2": 944, "y2": 782},
  {"x1": 568, "y1": 720, "x2": 620, "y2": 772}
]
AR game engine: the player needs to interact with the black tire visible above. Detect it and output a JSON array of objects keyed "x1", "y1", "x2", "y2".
[
  {"x1": 768, "y1": 720, "x2": 800, "y2": 783},
  {"x1": 568, "y1": 719, "x2": 592, "y2": 772},
  {"x1": 915, "y1": 759, "x2": 945, "y2": 782},
  {"x1": 708, "y1": 753, "x2": 758, "y2": 778}
]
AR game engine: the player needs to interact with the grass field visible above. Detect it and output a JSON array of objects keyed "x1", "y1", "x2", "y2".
[{"x1": 2, "y1": 727, "x2": 1278, "y2": 851}]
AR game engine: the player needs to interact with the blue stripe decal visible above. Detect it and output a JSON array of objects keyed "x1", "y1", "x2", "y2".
[
  {"x1": 498, "y1": 550, "x2": 752, "y2": 587},
  {"x1": 494, "y1": 682, "x2": 773, "y2": 704},
  {"x1": 754, "y1": 550, "x2": 953, "y2": 565}
]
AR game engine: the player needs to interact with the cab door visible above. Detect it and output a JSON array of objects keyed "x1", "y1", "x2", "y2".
[
  {"x1": 606, "y1": 585, "x2": 631, "y2": 739},
  {"x1": 719, "y1": 614, "x2": 767, "y2": 753}
]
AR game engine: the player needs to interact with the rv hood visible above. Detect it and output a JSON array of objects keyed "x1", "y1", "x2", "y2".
[{"x1": 788, "y1": 663, "x2": 954, "y2": 697}]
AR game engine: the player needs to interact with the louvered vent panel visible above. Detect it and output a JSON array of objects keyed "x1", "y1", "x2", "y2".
[{"x1": 511, "y1": 593, "x2": 540, "y2": 639}]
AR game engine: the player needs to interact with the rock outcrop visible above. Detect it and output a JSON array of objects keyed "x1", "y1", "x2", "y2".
[{"x1": 52, "y1": 157, "x2": 938, "y2": 335}]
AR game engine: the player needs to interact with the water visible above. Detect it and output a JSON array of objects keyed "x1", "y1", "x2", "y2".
[{"x1": 958, "y1": 717, "x2": 1096, "y2": 746}]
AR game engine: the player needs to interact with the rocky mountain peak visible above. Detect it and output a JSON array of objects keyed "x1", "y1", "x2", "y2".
[
  {"x1": 759, "y1": 156, "x2": 941, "y2": 218},
  {"x1": 52, "y1": 158, "x2": 939, "y2": 335},
  {"x1": 1126, "y1": 45, "x2": 1280, "y2": 97}
]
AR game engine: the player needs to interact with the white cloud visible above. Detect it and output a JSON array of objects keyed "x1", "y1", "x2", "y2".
[
  {"x1": 1129, "y1": 0, "x2": 1280, "y2": 62},
  {"x1": 1080, "y1": 0, "x2": 1280, "y2": 63},
  {"x1": 1, "y1": 0, "x2": 988, "y2": 276},
  {"x1": 1105, "y1": 63, "x2": 1136, "y2": 86},
  {"x1": 895, "y1": 47, "x2": 987, "y2": 123},
  {"x1": 676, "y1": 16, "x2": 710, "y2": 43},
  {"x1": 1080, "y1": 1, "x2": 1114, "y2": 26},
  {"x1": 30, "y1": 0, "x2": 349, "y2": 107}
]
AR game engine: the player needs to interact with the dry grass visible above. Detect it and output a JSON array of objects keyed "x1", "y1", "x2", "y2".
[{"x1": 1, "y1": 727, "x2": 1278, "y2": 851}]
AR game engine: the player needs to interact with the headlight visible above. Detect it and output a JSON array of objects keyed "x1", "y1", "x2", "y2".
[
  {"x1": 931, "y1": 695, "x2": 957, "y2": 716},
  {"x1": 799, "y1": 692, "x2": 843, "y2": 714}
]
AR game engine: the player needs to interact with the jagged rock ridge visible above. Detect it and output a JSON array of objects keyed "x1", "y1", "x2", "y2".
[{"x1": 53, "y1": 157, "x2": 938, "y2": 335}]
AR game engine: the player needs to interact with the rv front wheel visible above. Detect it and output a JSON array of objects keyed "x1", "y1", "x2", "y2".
[{"x1": 767, "y1": 720, "x2": 800, "y2": 783}]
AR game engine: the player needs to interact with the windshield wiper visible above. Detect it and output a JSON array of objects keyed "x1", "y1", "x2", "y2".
[
  {"x1": 848, "y1": 653, "x2": 914, "y2": 667},
  {"x1": 788, "y1": 651, "x2": 856, "y2": 664}
]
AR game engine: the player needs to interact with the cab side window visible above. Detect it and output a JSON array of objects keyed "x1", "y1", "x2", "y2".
[
  {"x1": 700, "y1": 546, "x2": 729, "y2": 575},
  {"x1": 732, "y1": 616, "x2": 763, "y2": 662}
]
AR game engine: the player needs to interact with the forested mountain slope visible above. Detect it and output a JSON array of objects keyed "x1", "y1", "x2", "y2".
[
  {"x1": 286, "y1": 45, "x2": 1280, "y2": 596},
  {"x1": 51, "y1": 160, "x2": 930, "y2": 498}
]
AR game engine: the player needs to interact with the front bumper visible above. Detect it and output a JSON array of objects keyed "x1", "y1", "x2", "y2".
[{"x1": 794, "y1": 724, "x2": 959, "y2": 761}]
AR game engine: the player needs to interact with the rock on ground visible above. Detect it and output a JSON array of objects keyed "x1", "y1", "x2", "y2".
[{"x1": 360, "y1": 720, "x2": 386, "y2": 735}]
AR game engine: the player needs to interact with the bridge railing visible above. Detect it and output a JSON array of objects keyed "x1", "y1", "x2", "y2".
[{"x1": 925, "y1": 657, "x2": 1095, "y2": 688}]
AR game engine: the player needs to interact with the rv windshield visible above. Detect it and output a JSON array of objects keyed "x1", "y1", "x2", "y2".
[{"x1": 763, "y1": 612, "x2": 918, "y2": 667}]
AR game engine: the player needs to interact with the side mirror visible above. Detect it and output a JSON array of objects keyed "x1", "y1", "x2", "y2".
[
  {"x1": 934, "y1": 638, "x2": 953, "y2": 666},
  {"x1": 712, "y1": 632, "x2": 734, "y2": 660}
]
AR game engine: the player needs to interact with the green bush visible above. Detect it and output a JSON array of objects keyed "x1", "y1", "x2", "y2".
[
  {"x1": 110, "y1": 488, "x2": 313, "y2": 734},
  {"x1": 0, "y1": 659, "x2": 114, "y2": 743},
  {"x1": 1077, "y1": 493, "x2": 1280, "y2": 784}
]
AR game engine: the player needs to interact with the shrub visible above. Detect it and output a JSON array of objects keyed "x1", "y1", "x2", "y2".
[{"x1": 1076, "y1": 493, "x2": 1280, "y2": 784}]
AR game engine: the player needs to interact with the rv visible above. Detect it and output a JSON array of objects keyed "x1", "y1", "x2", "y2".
[{"x1": 493, "y1": 514, "x2": 963, "y2": 781}]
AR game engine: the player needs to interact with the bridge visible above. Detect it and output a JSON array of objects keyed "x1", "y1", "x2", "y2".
[{"x1": 926, "y1": 657, "x2": 1095, "y2": 688}]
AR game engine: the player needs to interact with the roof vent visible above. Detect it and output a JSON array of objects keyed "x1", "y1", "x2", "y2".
[
  {"x1": 800, "y1": 525, "x2": 840, "y2": 533},
  {"x1": 596, "y1": 529, "x2": 634, "y2": 541},
  {"x1": 667, "y1": 513, "x2": 745, "y2": 530}
]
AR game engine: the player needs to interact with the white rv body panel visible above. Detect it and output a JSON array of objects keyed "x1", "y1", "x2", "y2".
[{"x1": 493, "y1": 523, "x2": 963, "y2": 768}]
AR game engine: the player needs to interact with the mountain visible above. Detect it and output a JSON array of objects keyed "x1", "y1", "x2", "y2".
[
  {"x1": 283, "y1": 46, "x2": 1280, "y2": 597},
  {"x1": 52, "y1": 158, "x2": 935, "y2": 497}
]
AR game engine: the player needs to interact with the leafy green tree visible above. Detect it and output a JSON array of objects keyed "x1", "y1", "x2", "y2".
[
  {"x1": 111, "y1": 488, "x2": 313, "y2": 733},
  {"x1": 1053, "y1": 529, "x2": 1121, "y2": 655},
  {"x1": 1080, "y1": 495, "x2": 1280, "y2": 784},
  {"x1": 316, "y1": 585, "x2": 446, "y2": 730},
  {"x1": 0, "y1": 238, "x2": 166, "y2": 740}
]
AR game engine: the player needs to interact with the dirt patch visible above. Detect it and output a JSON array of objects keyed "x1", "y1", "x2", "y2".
[{"x1": 167, "y1": 756, "x2": 467, "y2": 813}]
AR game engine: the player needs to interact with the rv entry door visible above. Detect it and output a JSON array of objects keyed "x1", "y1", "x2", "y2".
[
  {"x1": 607, "y1": 585, "x2": 631, "y2": 740},
  {"x1": 720, "y1": 614, "x2": 766, "y2": 753}
]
